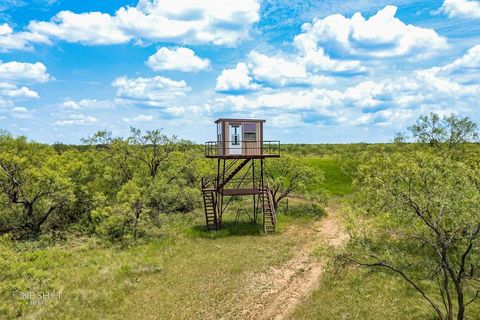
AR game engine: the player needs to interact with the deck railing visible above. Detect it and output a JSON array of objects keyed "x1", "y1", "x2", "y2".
[{"x1": 205, "y1": 140, "x2": 280, "y2": 157}]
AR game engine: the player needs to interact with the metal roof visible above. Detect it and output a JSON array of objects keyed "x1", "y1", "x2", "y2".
[{"x1": 214, "y1": 118, "x2": 266, "y2": 123}]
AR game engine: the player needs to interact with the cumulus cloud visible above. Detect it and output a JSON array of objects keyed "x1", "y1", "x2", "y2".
[
  {"x1": 0, "y1": 22, "x2": 50, "y2": 51},
  {"x1": 216, "y1": 5, "x2": 449, "y2": 94},
  {"x1": 122, "y1": 114, "x2": 154, "y2": 123},
  {"x1": 348, "y1": 108, "x2": 414, "y2": 127},
  {"x1": 213, "y1": 44, "x2": 480, "y2": 128},
  {"x1": 248, "y1": 52, "x2": 307, "y2": 82},
  {"x1": 0, "y1": 61, "x2": 50, "y2": 83},
  {"x1": 113, "y1": 0, "x2": 260, "y2": 46},
  {"x1": 271, "y1": 113, "x2": 303, "y2": 127},
  {"x1": 0, "y1": 23, "x2": 31, "y2": 51},
  {"x1": 54, "y1": 114, "x2": 98, "y2": 126},
  {"x1": 0, "y1": 82, "x2": 38, "y2": 124},
  {"x1": 215, "y1": 62, "x2": 259, "y2": 92},
  {"x1": 428, "y1": 44, "x2": 480, "y2": 84},
  {"x1": 215, "y1": 51, "x2": 336, "y2": 92},
  {"x1": 300, "y1": 47, "x2": 366, "y2": 75},
  {"x1": 0, "y1": 61, "x2": 46, "y2": 123},
  {"x1": 28, "y1": 11, "x2": 130, "y2": 45},
  {"x1": 294, "y1": 5, "x2": 447, "y2": 59},
  {"x1": 11, "y1": 106, "x2": 33, "y2": 119},
  {"x1": 217, "y1": 5, "x2": 448, "y2": 93},
  {"x1": 439, "y1": 0, "x2": 480, "y2": 18},
  {"x1": 2, "y1": 0, "x2": 260, "y2": 50},
  {"x1": 146, "y1": 47, "x2": 210, "y2": 72},
  {"x1": 112, "y1": 75, "x2": 191, "y2": 106},
  {"x1": 247, "y1": 51, "x2": 334, "y2": 87},
  {"x1": 0, "y1": 84, "x2": 39, "y2": 98},
  {"x1": 59, "y1": 98, "x2": 113, "y2": 110},
  {"x1": 442, "y1": 44, "x2": 480, "y2": 70}
]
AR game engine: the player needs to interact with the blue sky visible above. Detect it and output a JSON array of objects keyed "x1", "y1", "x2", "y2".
[{"x1": 0, "y1": 0, "x2": 480, "y2": 144}]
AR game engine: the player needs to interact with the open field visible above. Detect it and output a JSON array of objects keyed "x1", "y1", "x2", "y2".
[{"x1": 302, "y1": 157, "x2": 354, "y2": 196}]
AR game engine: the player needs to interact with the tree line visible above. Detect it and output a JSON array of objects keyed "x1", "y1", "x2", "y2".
[
  {"x1": 0, "y1": 128, "x2": 203, "y2": 240},
  {"x1": 0, "y1": 127, "x2": 317, "y2": 240}
]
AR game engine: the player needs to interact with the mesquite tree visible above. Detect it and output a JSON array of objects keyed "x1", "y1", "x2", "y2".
[
  {"x1": 84, "y1": 128, "x2": 197, "y2": 239},
  {"x1": 0, "y1": 134, "x2": 74, "y2": 238},
  {"x1": 264, "y1": 155, "x2": 324, "y2": 209},
  {"x1": 343, "y1": 114, "x2": 480, "y2": 320}
]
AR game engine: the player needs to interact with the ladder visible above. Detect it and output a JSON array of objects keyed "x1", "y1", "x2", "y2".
[
  {"x1": 202, "y1": 179, "x2": 219, "y2": 230},
  {"x1": 262, "y1": 187, "x2": 276, "y2": 234}
]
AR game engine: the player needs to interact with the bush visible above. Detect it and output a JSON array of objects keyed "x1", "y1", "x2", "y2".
[{"x1": 283, "y1": 203, "x2": 326, "y2": 218}]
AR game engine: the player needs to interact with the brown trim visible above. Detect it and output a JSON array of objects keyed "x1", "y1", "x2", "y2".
[
  {"x1": 260, "y1": 123, "x2": 263, "y2": 155},
  {"x1": 222, "y1": 122, "x2": 226, "y2": 155}
]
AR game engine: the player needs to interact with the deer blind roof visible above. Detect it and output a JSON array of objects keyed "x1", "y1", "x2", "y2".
[{"x1": 214, "y1": 118, "x2": 266, "y2": 124}]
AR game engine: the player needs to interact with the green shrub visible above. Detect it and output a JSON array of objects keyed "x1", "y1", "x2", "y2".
[{"x1": 282, "y1": 203, "x2": 326, "y2": 218}]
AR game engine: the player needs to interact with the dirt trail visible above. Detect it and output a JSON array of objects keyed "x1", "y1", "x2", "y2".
[{"x1": 237, "y1": 205, "x2": 349, "y2": 320}]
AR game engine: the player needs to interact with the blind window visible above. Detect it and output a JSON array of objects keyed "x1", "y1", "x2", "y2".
[{"x1": 243, "y1": 123, "x2": 256, "y2": 142}]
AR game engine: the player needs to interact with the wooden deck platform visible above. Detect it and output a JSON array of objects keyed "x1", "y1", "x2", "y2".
[
  {"x1": 219, "y1": 188, "x2": 263, "y2": 196},
  {"x1": 206, "y1": 154, "x2": 280, "y2": 159}
]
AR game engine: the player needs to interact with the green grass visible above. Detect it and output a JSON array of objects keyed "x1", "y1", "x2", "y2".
[
  {"x1": 289, "y1": 265, "x2": 435, "y2": 320},
  {"x1": 290, "y1": 263, "x2": 480, "y2": 320},
  {"x1": 0, "y1": 212, "x2": 311, "y2": 319},
  {"x1": 303, "y1": 157, "x2": 355, "y2": 196}
]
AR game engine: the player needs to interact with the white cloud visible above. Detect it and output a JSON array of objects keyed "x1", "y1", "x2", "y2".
[
  {"x1": 28, "y1": 11, "x2": 130, "y2": 45},
  {"x1": 11, "y1": 106, "x2": 32, "y2": 119},
  {"x1": 0, "y1": 23, "x2": 12, "y2": 35},
  {"x1": 294, "y1": 5, "x2": 447, "y2": 59},
  {"x1": 0, "y1": 22, "x2": 50, "y2": 51},
  {"x1": 406, "y1": 44, "x2": 480, "y2": 89},
  {"x1": 219, "y1": 8, "x2": 446, "y2": 93},
  {"x1": 146, "y1": 47, "x2": 210, "y2": 72},
  {"x1": 0, "y1": 82, "x2": 39, "y2": 100},
  {"x1": 347, "y1": 108, "x2": 414, "y2": 126},
  {"x1": 215, "y1": 5, "x2": 449, "y2": 93},
  {"x1": 0, "y1": 23, "x2": 31, "y2": 51},
  {"x1": 214, "y1": 85, "x2": 414, "y2": 128},
  {"x1": 122, "y1": 114, "x2": 154, "y2": 123},
  {"x1": 164, "y1": 106, "x2": 187, "y2": 116},
  {"x1": 114, "y1": 0, "x2": 260, "y2": 46},
  {"x1": 247, "y1": 51, "x2": 334, "y2": 87},
  {"x1": 271, "y1": 113, "x2": 303, "y2": 127},
  {"x1": 213, "y1": 45, "x2": 480, "y2": 128},
  {"x1": 12, "y1": 106, "x2": 28, "y2": 112},
  {"x1": 54, "y1": 114, "x2": 98, "y2": 126},
  {"x1": 112, "y1": 75, "x2": 191, "y2": 105},
  {"x1": 215, "y1": 88, "x2": 342, "y2": 113},
  {"x1": 215, "y1": 62, "x2": 259, "y2": 92},
  {"x1": 215, "y1": 52, "x2": 336, "y2": 92},
  {"x1": 248, "y1": 51, "x2": 307, "y2": 83},
  {"x1": 26, "y1": 15, "x2": 108, "y2": 46},
  {"x1": 442, "y1": 44, "x2": 480, "y2": 70},
  {"x1": 59, "y1": 98, "x2": 113, "y2": 110},
  {"x1": 440, "y1": 0, "x2": 480, "y2": 18},
  {"x1": 0, "y1": 64, "x2": 44, "y2": 122},
  {"x1": 3, "y1": 0, "x2": 260, "y2": 50},
  {"x1": 300, "y1": 47, "x2": 366, "y2": 74},
  {"x1": 0, "y1": 61, "x2": 50, "y2": 83},
  {"x1": 429, "y1": 44, "x2": 480, "y2": 85},
  {"x1": 0, "y1": 85, "x2": 38, "y2": 98}
]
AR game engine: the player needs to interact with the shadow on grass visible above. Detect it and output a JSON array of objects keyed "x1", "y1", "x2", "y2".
[{"x1": 185, "y1": 220, "x2": 264, "y2": 239}]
